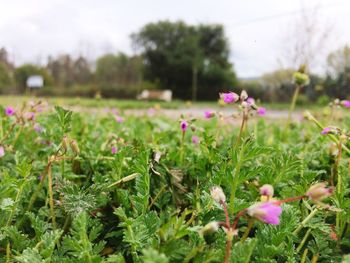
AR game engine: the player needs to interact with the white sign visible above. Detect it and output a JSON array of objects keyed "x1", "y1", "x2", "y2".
[{"x1": 27, "y1": 75, "x2": 44, "y2": 89}]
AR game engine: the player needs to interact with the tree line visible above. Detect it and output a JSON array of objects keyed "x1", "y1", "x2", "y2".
[
  {"x1": 0, "y1": 21, "x2": 237, "y2": 100},
  {"x1": 0, "y1": 20, "x2": 349, "y2": 102}
]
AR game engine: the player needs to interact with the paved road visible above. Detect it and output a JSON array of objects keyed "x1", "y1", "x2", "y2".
[{"x1": 68, "y1": 106, "x2": 301, "y2": 121}]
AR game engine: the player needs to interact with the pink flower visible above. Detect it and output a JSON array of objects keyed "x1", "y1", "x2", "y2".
[
  {"x1": 341, "y1": 100, "x2": 350, "y2": 108},
  {"x1": 34, "y1": 123, "x2": 43, "y2": 133},
  {"x1": 210, "y1": 186, "x2": 226, "y2": 203},
  {"x1": 192, "y1": 135, "x2": 200, "y2": 145},
  {"x1": 306, "y1": 183, "x2": 333, "y2": 201},
  {"x1": 260, "y1": 184, "x2": 274, "y2": 197},
  {"x1": 247, "y1": 202, "x2": 282, "y2": 225},
  {"x1": 257, "y1": 107, "x2": 266, "y2": 116},
  {"x1": 5, "y1": 107, "x2": 15, "y2": 116},
  {"x1": 321, "y1": 127, "x2": 332, "y2": 135},
  {"x1": 0, "y1": 146, "x2": 4, "y2": 157},
  {"x1": 115, "y1": 116, "x2": 124, "y2": 123},
  {"x1": 220, "y1": 92, "x2": 239, "y2": 104},
  {"x1": 180, "y1": 121, "x2": 188, "y2": 132},
  {"x1": 147, "y1": 108, "x2": 156, "y2": 116},
  {"x1": 111, "y1": 146, "x2": 118, "y2": 154},
  {"x1": 24, "y1": 112, "x2": 35, "y2": 121},
  {"x1": 204, "y1": 110, "x2": 215, "y2": 119},
  {"x1": 246, "y1": 97, "x2": 255, "y2": 105}
]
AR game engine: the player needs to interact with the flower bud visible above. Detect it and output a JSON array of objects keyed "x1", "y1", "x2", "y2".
[
  {"x1": 70, "y1": 139, "x2": 80, "y2": 155},
  {"x1": 341, "y1": 100, "x2": 350, "y2": 108},
  {"x1": 260, "y1": 184, "x2": 274, "y2": 197},
  {"x1": 0, "y1": 146, "x2": 5, "y2": 158},
  {"x1": 293, "y1": 72, "x2": 310, "y2": 86},
  {"x1": 204, "y1": 110, "x2": 215, "y2": 119},
  {"x1": 306, "y1": 183, "x2": 333, "y2": 201},
  {"x1": 180, "y1": 120, "x2": 188, "y2": 132},
  {"x1": 240, "y1": 90, "x2": 248, "y2": 101},
  {"x1": 210, "y1": 186, "x2": 226, "y2": 203},
  {"x1": 200, "y1": 221, "x2": 220, "y2": 235},
  {"x1": 61, "y1": 135, "x2": 69, "y2": 152},
  {"x1": 220, "y1": 92, "x2": 239, "y2": 104}
]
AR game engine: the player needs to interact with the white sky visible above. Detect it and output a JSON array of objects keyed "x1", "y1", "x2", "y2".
[{"x1": 0, "y1": 0, "x2": 349, "y2": 77}]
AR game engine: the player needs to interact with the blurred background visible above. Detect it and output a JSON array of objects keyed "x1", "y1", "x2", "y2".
[{"x1": 0, "y1": 0, "x2": 349, "y2": 104}]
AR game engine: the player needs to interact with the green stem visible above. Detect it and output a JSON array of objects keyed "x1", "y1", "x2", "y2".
[
  {"x1": 180, "y1": 131, "x2": 185, "y2": 165},
  {"x1": 293, "y1": 208, "x2": 318, "y2": 235},
  {"x1": 7, "y1": 174, "x2": 30, "y2": 226},
  {"x1": 296, "y1": 228, "x2": 312, "y2": 253},
  {"x1": 47, "y1": 162, "x2": 56, "y2": 229},
  {"x1": 305, "y1": 111, "x2": 350, "y2": 155},
  {"x1": 229, "y1": 145, "x2": 244, "y2": 213},
  {"x1": 6, "y1": 242, "x2": 10, "y2": 263},
  {"x1": 286, "y1": 84, "x2": 301, "y2": 128},
  {"x1": 240, "y1": 218, "x2": 254, "y2": 243},
  {"x1": 301, "y1": 249, "x2": 308, "y2": 263}
]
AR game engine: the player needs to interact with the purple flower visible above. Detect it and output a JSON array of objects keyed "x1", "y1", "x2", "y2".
[
  {"x1": 111, "y1": 146, "x2": 118, "y2": 154},
  {"x1": 257, "y1": 107, "x2": 266, "y2": 116},
  {"x1": 220, "y1": 92, "x2": 239, "y2": 104},
  {"x1": 24, "y1": 112, "x2": 35, "y2": 121},
  {"x1": 204, "y1": 110, "x2": 215, "y2": 119},
  {"x1": 321, "y1": 127, "x2": 332, "y2": 135},
  {"x1": 147, "y1": 108, "x2": 156, "y2": 116},
  {"x1": 260, "y1": 184, "x2": 274, "y2": 197},
  {"x1": 247, "y1": 202, "x2": 282, "y2": 225},
  {"x1": 341, "y1": 100, "x2": 350, "y2": 108},
  {"x1": 180, "y1": 121, "x2": 188, "y2": 132},
  {"x1": 192, "y1": 135, "x2": 200, "y2": 145},
  {"x1": 0, "y1": 146, "x2": 4, "y2": 157},
  {"x1": 5, "y1": 107, "x2": 15, "y2": 116},
  {"x1": 34, "y1": 123, "x2": 43, "y2": 133},
  {"x1": 115, "y1": 116, "x2": 124, "y2": 123},
  {"x1": 246, "y1": 97, "x2": 255, "y2": 105}
]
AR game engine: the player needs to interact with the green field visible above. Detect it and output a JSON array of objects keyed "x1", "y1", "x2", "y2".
[{"x1": 0, "y1": 96, "x2": 349, "y2": 262}]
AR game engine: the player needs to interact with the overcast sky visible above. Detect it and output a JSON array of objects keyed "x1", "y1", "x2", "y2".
[{"x1": 0, "y1": 0, "x2": 349, "y2": 77}]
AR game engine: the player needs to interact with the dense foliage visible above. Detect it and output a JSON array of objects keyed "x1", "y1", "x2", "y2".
[
  {"x1": 132, "y1": 21, "x2": 237, "y2": 100},
  {"x1": 0, "y1": 96, "x2": 350, "y2": 262}
]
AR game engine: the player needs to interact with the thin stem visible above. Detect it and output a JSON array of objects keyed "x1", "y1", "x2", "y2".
[
  {"x1": 232, "y1": 209, "x2": 247, "y2": 230},
  {"x1": 234, "y1": 113, "x2": 247, "y2": 149},
  {"x1": 240, "y1": 218, "x2": 254, "y2": 243},
  {"x1": 311, "y1": 254, "x2": 319, "y2": 263},
  {"x1": 224, "y1": 239, "x2": 232, "y2": 263},
  {"x1": 229, "y1": 147, "x2": 244, "y2": 213},
  {"x1": 296, "y1": 228, "x2": 312, "y2": 253},
  {"x1": 274, "y1": 195, "x2": 305, "y2": 206},
  {"x1": 180, "y1": 131, "x2": 185, "y2": 165},
  {"x1": 293, "y1": 208, "x2": 318, "y2": 235},
  {"x1": 6, "y1": 242, "x2": 10, "y2": 263},
  {"x1": 221, "y1": 201, "x2": 230, "y2": 228},
  {"x1": 286, "y1": 84, "x2": 301, "y2": 129},
  {"x1": 7, "y1": 173, "x2": 31, "y2": 226},
  {"x1": 47, "y1": 162, "x2": 56, "y2": 229},
  {"x1": 305, "y1": 111, "x2": 350, "y2": 155},
  {"x1": 301, "y1": 248, "x2": 309, "y2": 263}
]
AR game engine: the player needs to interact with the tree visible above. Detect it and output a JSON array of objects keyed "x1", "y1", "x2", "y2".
[
  {"x1": 279, "y1": 5, "x2": 333, "y2": 72},
  {"x1": 327, "y1": 45, "x2": 350, "y2": 77},
  {"x1": 0, "y1": 63, "x2": 12, "y2": 91},
  {"x1": 46, "y1": 54, "x2": 91, "y2": 87},
  {"x1": 323, "y1": 46, "x2": 350, "y2": 99},
  {"x1": 132, "y1": 21, "x2": 236, "y2": 100},
  {"x1": 95, "y1": 53, "x2": 143, "y2": 97}
]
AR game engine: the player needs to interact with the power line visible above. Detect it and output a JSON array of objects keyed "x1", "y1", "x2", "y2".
[{"x1": 232, "y1": 1, "x2": 346, "y2": 27}]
